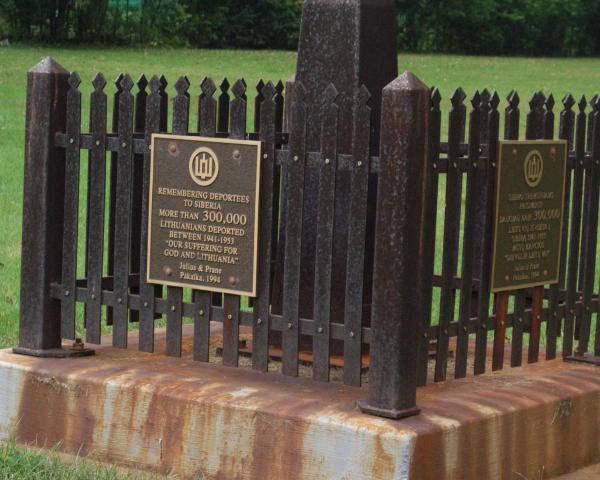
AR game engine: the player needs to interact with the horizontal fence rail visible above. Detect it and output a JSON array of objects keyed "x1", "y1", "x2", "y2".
[{"x1": 16, "y1": 58, "x2": 600, "y2": 419}]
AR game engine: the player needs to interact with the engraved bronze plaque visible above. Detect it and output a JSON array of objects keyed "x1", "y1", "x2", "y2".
[
  {"x1": 147, "y1": 135, "x2": 261, "y2": 297},
  {"x1": 491, "y1": 140, "x2": 568, "y2": 293}
]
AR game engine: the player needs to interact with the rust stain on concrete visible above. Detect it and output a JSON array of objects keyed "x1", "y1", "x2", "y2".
[{"x1": 2, "y1": 328, "x2": 600, "y2": 479}]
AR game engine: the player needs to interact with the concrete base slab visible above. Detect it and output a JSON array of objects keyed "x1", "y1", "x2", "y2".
[{"x1": 2, "y1": 326, "x2": 600, "y2": 480}]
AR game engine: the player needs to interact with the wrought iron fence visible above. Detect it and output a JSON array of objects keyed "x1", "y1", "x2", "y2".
[{"x1": 15, "y1": 57, "x2": 600, "y2": 419}]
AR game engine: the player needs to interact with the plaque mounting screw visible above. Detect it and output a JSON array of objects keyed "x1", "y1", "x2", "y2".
[
  {"x1": 65, "y1": 290, "x2": 70, "y2": 297},
  {"x1": 433, "y1": 164, "x2": 438, "y2": 170},
  {"x1": 69, "y1": 138, "x2": 74, "y2": 144},
  {"x1": 91, "y1": 294, "x2": 97, "y2": 301},
  {"x1": 293, "y1": 155, "x2": 299, "y2": 162},
  {"x1": 122, "y1": 142, "x2": 127, "y2": 148},
  {"x1": 324, "y1": 158, "x2": 330, "y2": 165},
  {"x1": 349, "y1": 331, "x2": 355, "y2": 338},
  {"x1": 171, "y1": 306, "x2": 176, "y2": 312},
  {"x1": 257, "y1": 318, "x2": 263, "y2": 325},
  {"x1": 233, "y1": 150, "x2": 242, "y2": 160},
  {"x1": 227, "y1": 314, "x2": 233, "y2": 320},
  {"x1": 144, "y1": 302, "x2": 149, "y2": 308},
  {"x1": 492, "y1": 162, "x2": 496, "y2": 168},
  {"x1": 318, "y1": 326, "x2": 324, "y2": 334},
  {"x1": 95, "y1": 140, "x2": 101, "y2": 146},
  {"x1": 423, "y1": 333, "x2": 428, "y2": 339},
  {"x1": 263, "y1": 154, "x2": 268, "y2": 159},
  {"x1": 287, "y1": 322, "x2": 293, "y2": 330},
  {"x1": 357, "y1": 161, "x2": 363, "y2": 168},
  {"x1": 512, "y1": 148, "x2": 518, "y2": 156},
  {"x1": 199, "y1": 310, "x2": 205, "y2": 316},
  {"x1": 453, "y1": 162, "x2": 458, "y2": 169},
  {"x1": 117, "y1": 298, "x2": 123, "y2": 304}
]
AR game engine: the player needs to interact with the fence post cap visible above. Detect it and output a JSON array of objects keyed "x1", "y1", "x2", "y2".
[
  {"x1": 29, "y1": 57, "x2": 69, "y2": 75},
  {"x1": 385, "y1": 71, "x2": 429, "y2": 92}
]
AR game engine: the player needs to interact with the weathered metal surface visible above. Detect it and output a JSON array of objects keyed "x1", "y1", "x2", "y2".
[
  {"x1": 275, "y1": 0, "x2": 398, "y2": 335},
  {"x1": 85, "y1": 73, "x2": 108, "y2": 345},
  {"x1": 17, "y1": 58, "x2": 69, "y2": 353},
  {"x1": 360, "y1": 72, "x2": 430, "y2": 418},
  {"x1": 5, "y1": 331, "x2": 600, "y2": 479}
]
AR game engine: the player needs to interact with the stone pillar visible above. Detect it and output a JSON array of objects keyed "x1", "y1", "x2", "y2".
[{"x1": 273, "y1": 0, "x2": 398, "y2": 329}]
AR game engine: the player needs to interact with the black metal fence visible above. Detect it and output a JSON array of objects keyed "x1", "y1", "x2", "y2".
[{"x1": 16, "y1": 57, "x2": 600, "y2": 419}]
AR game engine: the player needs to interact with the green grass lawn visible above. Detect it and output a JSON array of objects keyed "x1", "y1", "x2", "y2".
[{"x1": 2, "y1": 44, "x2": 600, "y2": 478}]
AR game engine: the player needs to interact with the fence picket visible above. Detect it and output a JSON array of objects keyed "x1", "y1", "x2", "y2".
[
  {"x1": 417, "y1": 87, "x2": 442, "y2": 386},
  {"x1": 85, "y1": 74, "x2": 107, "y2": 344},
  {"x1": 563, "y1": 97, "x2": 587, "y2": 357},
  {"x1": 222, "y1": 79, "x2": 247, "y2": 368},
  {"x1": 106, "y1": 74, "x2": 124, "y2": 327},
  {"x1": 112, "y1": 74, "x2": 135, "y2": 348},
  {"x1": 342, "y1": 86, "x2": 371, "y2": 387},
  {"x1": 455, "y1": 91, "x2": 481, "y2": 378},
  {"x1": 435, "y1": 88, "x2": 466, "y2": 382},
  {"x1": 192, "y1": 77, "x2": 218, "y2": 362},
  {"x1": 547, "y1": 94, "x2": 573, "y2": 360},
  {"x1": 139, "y1": 76, "x2": 163, "y2": 353},
  {"x1": 526, "y1": 92, "x2": 547, "y2": 364},
  {"x1": 282, "y1": 82, "x2": 308, "y2": 377},
  {"x1": 218, "y1": 79, "x2": 230, "y2": 133},
  {"x1": 253, "y1": 82, "x2": 278, "y2": 372},
  {"x1": 165, "y1": 76, "x2": 190, "y2": 358},
  {"x1": 60, "y1": 72, "x2": 82, "y2": 341},
  {"x1": 129, "y1": 75, "x2": 148, "y2": 325},
  {"x1": 577, "y1": 97, "x2": 600, "y2": 355},
  {"x1": 474, "y1": 90, "x2": 500, "y2": 375}
]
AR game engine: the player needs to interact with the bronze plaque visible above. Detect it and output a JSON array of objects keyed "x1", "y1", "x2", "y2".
[
  {"x1": 147, "y1": 134, "x2": 261, "y2": 297},
  {"x1": 491, "y1": 141, "x2": 568, "y2": 293}
]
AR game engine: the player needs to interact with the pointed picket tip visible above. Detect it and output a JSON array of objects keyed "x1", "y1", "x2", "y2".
[
  {"x1": 149, "y1": 75, "x2": 162, "y2": 94},
  {"x1": 68, "y1": 71, "x2": 81, "y2": 89},
  {"x1": 470, "y1": 90, "x2": 481, "y2": 108},
  {"x1": 175, "y1": 76, "x2": 190, "y2": 95},
  {"x1": 294, "y1": 81, "x2": 308, "y2": 102},
  {"x1": 323, "y1": 83, "x2": 339, "y2": 103},
  {"x1": 232, "y1": 79, "x2": 247, "y2": 98},
  {"x1": 92, "y1": 73, "x2": 107, "y2": 91},
  {"x1": 578, "y1": 95, "x2": 587, "y2": 112},
  {"x1": 450, "y1": 87, "x2": 467, "y2": 107},
  {"x1": 545, "y1": 93, "x2": 555, "y2": 111},
  {"x1": 114, "y1": 73, "x2": 125, "y2": 91},
  {"x1": 358, "y1": 84, "x2": 371, "y2": 106},
  {"x1": 120, "y1": 74, "x2": 134, "y2": 92},
  {"x1": 385, "y1": 71, "x2": 429, "y2": 92},
  {"x1": 276, "y1": 80, "x2": 285, "y2": 93},
  {"x1": 137, "y1": 74, "x2": 148, "y2": 91},
  {"x1": 201, "y1": 77, "x2": 217, "y2": 96},
  {"x1": 256, "y1": 79, "x2": 265, "y2": 92},
  {"x1": 261, "y1": 81, "x2": 277, "y2": 101},
  {"x1": 490, "y1": 91, "x2": 500, "y2": 109},
  {"x1": 563, "y1": 93, "x2": 575, "y2": 110},
  {"x1": 593, "y1": 95, "x2": 600, "y2": 111},
  {"x1": 529, "y1": 91, "x2": 545, "y2": 109},
  {"x1": 29, "y1": 57, "x2": 69, "y2": 75},
  {"x1": 159, "y1": 75, "x2": 168, "y2": 90},
  {"x1": 220, "y1": 78, "x2": 230, "y2": 92},
  {"x1": 507, "y1": 90, "x2": 520, "y2": 107}
]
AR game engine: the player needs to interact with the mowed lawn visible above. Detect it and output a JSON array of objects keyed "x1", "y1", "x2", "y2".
[{"x1": 2, "y1": 44, "x2": 600, "y2": 478}]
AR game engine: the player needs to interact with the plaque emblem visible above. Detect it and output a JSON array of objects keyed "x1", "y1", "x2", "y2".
[
  {"x1": 524, "y1": 149, "x2": 544, "y2": 188},
  {"x1": 190, "y1": 147, "x2": 219, "y2": 187}
]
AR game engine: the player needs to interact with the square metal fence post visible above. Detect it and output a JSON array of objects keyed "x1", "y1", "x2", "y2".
[
  {"x1": 13, "y1": 58, "x2": 90, "y2": 358},
  {"x1": 358, "y1": 72, "x2": 430, "y2": 419}
]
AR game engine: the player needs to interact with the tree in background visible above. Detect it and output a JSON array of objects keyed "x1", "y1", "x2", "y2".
[{"x1": 0, "y1": 0, "x2": 599, "y2": 56}]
